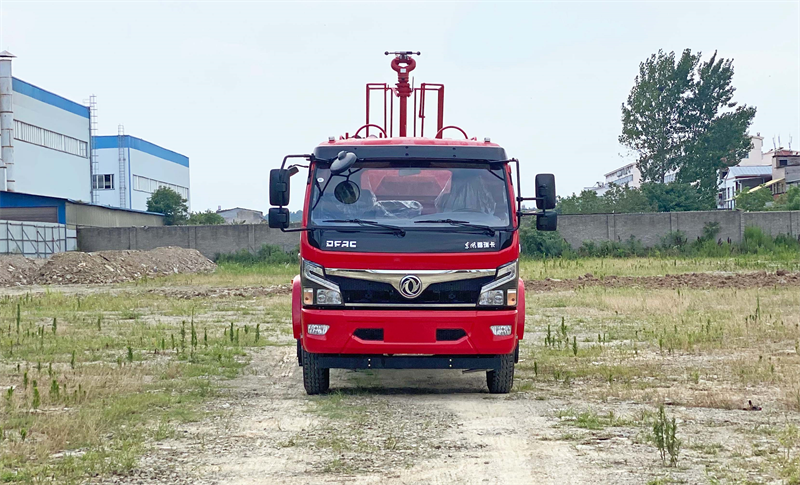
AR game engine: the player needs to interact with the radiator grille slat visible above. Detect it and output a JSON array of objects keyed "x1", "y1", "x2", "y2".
[{"x1": 328, "y1": 275, "x2": 494, "y2": 305}]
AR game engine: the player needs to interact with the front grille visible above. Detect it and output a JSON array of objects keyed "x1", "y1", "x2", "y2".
[{"x1": 328, "y1": 275, "x2": 494, "y2": 305}]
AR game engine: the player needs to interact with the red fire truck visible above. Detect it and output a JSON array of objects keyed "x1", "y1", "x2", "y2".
[{"x1": 268, "y1": 52, "x2": 557, "y2": 394}]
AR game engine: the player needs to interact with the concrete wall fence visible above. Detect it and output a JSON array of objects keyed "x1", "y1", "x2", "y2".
[
  {"x1": 77, "y1": 224, "x2": 300, "y2": 259},
  {"x1": 76, "y1": 210, "x2": 800, "y2": 259},
  {"x1": 557, "y1": 210, "x2": 800, "y2": 249}
]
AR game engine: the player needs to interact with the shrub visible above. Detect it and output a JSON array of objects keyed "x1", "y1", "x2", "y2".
[
  {"x1": 215, "y1": 244, "x2": 297, "y2": 265},
  {"x1": 651, "y1": 405, "x2": 681, "y2": 466},
  {"x1": 519, "y1": 225, "x2": 572, "y2": 258},
  {"x1": 741, "y1": 226, "x2": 774, "y2": 253}
]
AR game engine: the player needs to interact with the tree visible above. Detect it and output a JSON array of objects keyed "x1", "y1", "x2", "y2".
[
  {"x1": 603, "y1": 184, "x2": 655, "y2": 213},
  {"x1": 734, "y1": 186, "x2": 773, "y2": 212},
  {"x1": 557, "y1": 189, "x2": 608, "y2": 215},
  {"x1": 620, "y1": 49, "x2": 756, "y2": 198},
  {"x1": 558, "y1": 184, "x2": 654, "y2": 215},
  {"x1": 146, "y1": 187, "x2": 188, "y2": 225},
  {"x1": 186, "y1": 210, "x2": 225, "y2": 225},
  {"x1": 640, "y1": 182, "x2": 711, "y2": 212},
  {"x1": 774, "y1": 186, "x2": 800, "y2": 211}
]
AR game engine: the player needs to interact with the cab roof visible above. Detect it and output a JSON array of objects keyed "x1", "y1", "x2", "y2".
[{"x1": 313, "y1": 137, "x2": 508, "y2": 162}]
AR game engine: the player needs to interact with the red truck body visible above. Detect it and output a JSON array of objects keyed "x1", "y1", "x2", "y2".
[{"x1": 269, "y1": 53, "x2": 554, "y2": 394}]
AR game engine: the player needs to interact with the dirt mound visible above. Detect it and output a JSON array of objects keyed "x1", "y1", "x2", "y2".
[
  {"x1": 149, "y1": 284, "x2": 291, "y2": 299},
  {"x1": 0, "y1": 255, "x2": 45, "y2": 286},
  {"x1": 34, "y1": 247, "x2": 216, "y2": 285},
  {"x1": 526, "y1": 271, "x2": 800, "y2": 293}
]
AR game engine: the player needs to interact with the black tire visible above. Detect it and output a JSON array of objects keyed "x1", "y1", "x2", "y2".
[
  {"x1": 301, "y1": 347, "x2": 330, "y2": 395},
  {"x1": 486, "y1": 352, "x2": 515, "y2": 394}
]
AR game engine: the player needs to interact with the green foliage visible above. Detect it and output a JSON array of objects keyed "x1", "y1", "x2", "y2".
[
  {"x1": 651, "y1": 405, "x2": 681, "y2": 466},
  {"x1": 735, "y1": 186, "x2": 773, "y2": 211},
  {"x1": 215, "y1": 244, "x2": 297, "y2": 265},
  {"x1": 570, "y1": 223, "x2": 798, "y2": 259},
  {"x1": 558, "y1": 184, "x2": 655, "y2": 215},
  {"x1": 146, "y1": 187, "x2": 189, "y2": 225},
  {"x1": 775, "y1": 186, "x2": 800, "y2": 211},
  {"x1": 31, "y1": 381, "x2": 40, "y2": 410},
  {"x1": 186, "y1": 210, "x2": 226, "y2": 226},
  {"x1": 519, "y1": 224, "x2": 572, "y2": 258},
  {"x1": 640, "y1": 182, "x2": 711, "y2": 212},
  {"x1": 620, "y1": 48, "x2": 756, "y2": 201},
  {"x1": 578, "y1": 236, "x2": 648, "y2": 258},
  {"x1": 559, "y1": 182, "x2": 712, "y2": 215}
]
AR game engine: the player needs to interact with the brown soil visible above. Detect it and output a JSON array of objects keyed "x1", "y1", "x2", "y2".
[
  {"x1": 149, "y1": 284, "x2": 291, "y2": 299},
  {"x1": 0, "y1": 247, "x2": 216, "y2": 286},
  {"x1": 0, "y1": 255, "x2": 45, "y2": 286},
  {"x1": 526, "y1": 270, "x2": 800, "y2": 293}
]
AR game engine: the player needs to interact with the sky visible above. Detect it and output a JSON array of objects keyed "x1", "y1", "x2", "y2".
[{"x1": 1, "y1": 1, "x2": 798, "y2": 212}]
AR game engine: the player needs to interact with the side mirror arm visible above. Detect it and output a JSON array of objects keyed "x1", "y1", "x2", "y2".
[{"x1": 508, "y1": 159, "x2": 555, "y2": 230}]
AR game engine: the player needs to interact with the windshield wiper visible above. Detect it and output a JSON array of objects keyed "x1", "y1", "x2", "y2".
[
  {"x1": 414, "y1": 219, "x2": 496, "y2": 236},
  {"x1": 323, "y1": 219, "x2": 406, "y2": 237}
]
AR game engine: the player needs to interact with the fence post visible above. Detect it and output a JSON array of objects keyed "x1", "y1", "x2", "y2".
[
  {"x1": 248, "y1": 224, "x2": 256, "y2": 252},
  {"x1": 738, "y1": 210, "x2": 745, "y2": 243}
]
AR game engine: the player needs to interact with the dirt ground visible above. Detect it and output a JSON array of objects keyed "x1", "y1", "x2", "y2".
[
  {"x1": 527, "y1": 270, "x2": 800, "y2": 292},
  {"x1": 89, "y1": 271, "x2": 800, "y2": 485},
  {"x1": 94, "y1": 344, "x2": 798, "y2": 485},
  {"x1": 97, "y1": 346, "x2": 619, "y2": 485}
]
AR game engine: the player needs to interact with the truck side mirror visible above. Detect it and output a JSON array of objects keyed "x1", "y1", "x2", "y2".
[
  {"x1": 268, "y1": 207, "x2": 290, "y2": 229},
  {"x1": 270, "y1": 169, "x2": 291, "y2": 206},
  {"x1": 535, "y1": 173, "x2": 556, "y2": 210},
  {"x1": 536, "y1": 212, "x2": 557, "y2": 231}
]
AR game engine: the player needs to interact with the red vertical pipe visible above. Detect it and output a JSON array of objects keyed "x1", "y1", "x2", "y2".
[
  {"x1": 365, "y1": 85, "x2": 371, "y2": 138},
  {"x1": 390, "y1": 55, "x2": 416, "y2": 137},
  {"x1": 437, "y1": 85, "x2": 444, "y2": 136}
]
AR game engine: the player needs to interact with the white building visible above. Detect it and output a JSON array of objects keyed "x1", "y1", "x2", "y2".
[
  {"x1": 94, "y1": 135, "x2": 190, "y2": 212},
  {"x1": 216, "y1": 207, "x2": 264, "y2": 224},
  {"x1": 585, "y1": 162, "x2": 675, "y2": 195},
  {"x1": 717, "y1": 165, "x2": 773, "y2": 209},
  {"x1": 10, "y1": 76, "x2": 92, "y2": 201},
  {"x1": 0, "y1": 52, "x2": 189, "y2": 216}
]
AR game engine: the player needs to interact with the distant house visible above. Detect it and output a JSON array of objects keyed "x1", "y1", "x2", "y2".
[
  {"x1": 767, "y1": 149, "x2": 800, "y2": 196},
  {"x1": 717, "y1": 165, "x2": 773, "y2": 209},
  {"x1": 585, "y1": 162, "x2": 676, "y2": 196},
  {"x1": 216, "y1": 207, "x2": 264, "y2": 224}
]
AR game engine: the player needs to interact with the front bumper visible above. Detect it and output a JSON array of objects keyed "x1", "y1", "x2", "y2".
[{"x1": 301, "y1": 308, "x2": 518, "y2": 355}]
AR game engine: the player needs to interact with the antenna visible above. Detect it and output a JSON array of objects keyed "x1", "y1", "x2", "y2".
[
  {"x1": 773, "y1": 136, "x2": 777, "y2": 150},
  {"x1": 778, "y1": 135, "x2": 782, "y2": 149},
  {"x1": 789, "y1": 136, "x2": 793, "y2": 150}
]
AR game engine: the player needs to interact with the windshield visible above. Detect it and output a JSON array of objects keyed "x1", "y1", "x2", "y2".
[{"x1": 309, "y1": 162, "x2": 511, "y2": 228}]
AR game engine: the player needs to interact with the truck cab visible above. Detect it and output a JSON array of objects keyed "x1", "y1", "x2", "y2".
[{"x1": 268, "y1": 53, "x2": 556, "y2": 394}]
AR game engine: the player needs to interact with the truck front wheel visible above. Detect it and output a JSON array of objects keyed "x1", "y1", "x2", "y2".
[
  {"x1": 486, "y1": 352, "x2": 515, "y2": 394},
  {"x1": 301, "y1": 346, "x2": 330, "y2": 395}
]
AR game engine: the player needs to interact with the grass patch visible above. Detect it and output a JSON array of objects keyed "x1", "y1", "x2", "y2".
[{"x1": 0, "y1": 289, "x2": 291, "y2": 484}]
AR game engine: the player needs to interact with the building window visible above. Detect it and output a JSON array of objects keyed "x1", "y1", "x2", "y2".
[
  {"x1": 92, "y1": 174, "x2": 114, "y2": 190},
  {"x1": 777, "y1": 159, "x2": 788, "y2": 168},
  {"x1": 13, "y1": 120, "x2": 88, "y2": 158},
  {"x1": 133, "y1": 174, "x2": 188, "y2": 199}
]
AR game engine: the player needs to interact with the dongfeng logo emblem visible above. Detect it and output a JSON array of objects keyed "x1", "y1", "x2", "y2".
[{"x1": 399, "y1": 275, "x2": 423, "y2": 299}]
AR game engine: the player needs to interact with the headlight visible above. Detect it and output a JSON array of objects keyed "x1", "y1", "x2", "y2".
[
  {"x1": 301, "y1": 260, "x2": 343, "y2": 306},
  {"x1": 478, "y1": 260, "x2": 518, "y2": 307},
  {"x1": 316, "y1": 289, "x2": 342, "y2": 305},
  {"x1": 479, "y1": 290, "x2": 505, "y2": 306}
]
